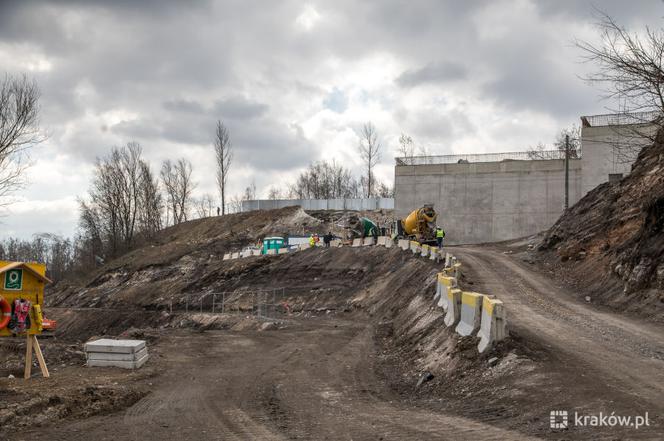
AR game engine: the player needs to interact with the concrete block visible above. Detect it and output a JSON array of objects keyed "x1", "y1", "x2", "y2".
[
  {"x1": 277, "y1": 247, "x2": 289, "y2": 254},
  {"x1": 241, "y1": 249, "x2": 252, "y2": 258},
  {"x1": 445, "y1": 253, "x2": 452, "y2": 268},
  {"x1": 437, "y1": 275, "x2": 457, "y2": 311},
  {"x1": 443, "y1": 289, "x2": 462, "y2": 327},
  {"x1": 299, "y1": 243, "x2": 310, "y2": 251},
  {"x1": 84, "y1": 339, "x2": 145, "y2": 354},
  {"x1": 223, "y1": 253, "x2": 232, "y2": 260},
  {"x1": 252, "y1": 249, "x2": 262, "y2": 256},
  {"x1": 384, "y1": 238, "x2": 394, "y2": 248},
  {"x1": 87, "y1": 352, "x2": 149, "y2": 369},
  {"x1": 453, "y1": 262, "x2": 462, "y2": 279},
  {"x1": 409, "y1": 241, "x2": 421, "y2": 254},
  {"x1": 352, "y1": 238, "x2": 362, "y2": 247},
  {"x1": 430, "y1": 248, "x2": 439, "y2": 260},
  {"x1": 455, "y1": 292, "x2": 484, "y2": 336},
  {"x1": 377, "y1": 236, "x2": 388, "y2": 246},
  {"x1": 87, "y1": 347, "x2": 148, "y2": 362},
  {"x1": 330, "y1": 239, "x2": 342, "y2": 247},
  {"x1": 267, "y1": 249, "x2": 277, "y2": 255},
  {"x1": 363, "y1": 237, "x2": 375, "y2": 246},
  {"x1": 231, "y1": 252, "x2": 240, "y2": 259},
  {"x1": 478, "y1": 296, "x2": 508, "y2": 353},
  {"x1": 398, "y1": 239, "x2": 410, "y2": 251}
]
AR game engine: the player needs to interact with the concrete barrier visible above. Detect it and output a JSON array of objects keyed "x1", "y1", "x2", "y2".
[
  {"x1": 363, "y1": 237, "x2": 375, "y2": 246},
  {"x1": 377, "y1": 236, "x2": 387, "y2": 246},
  {"x1": 443, "y1": 288, "x2": 462, "y2": 327},
  {"x1": 429, "y1": 248, "x2": 438, "y2": 261},
  {"x1": 398, "y1": 239, "x2": 410, "y2": 251},
  {"x1": 231, "y1": 252, "x2": 240, "y2": 259},
  {"x1": 455, "y1": 292, "x2": 484, "y2": 336},
  {"x1": 420, "y1": 244, "x2": 430, "y2": 257},
  {"x1": 267, "y1": 249, "x2": 277, "y2": 255},
  {"x1": 252, "y1": 249, "x2": 262, "y2": 256},
  {"x1": 478, "y1": 296, "x2": 508, "y2": 353},
  {"x1": 452, "y1": 262, "x2": 462, "y2": 279},
  {"x1": 277, "y1": 247, "x2": 289, "y2": 255},
  {"x1": 409, "y1": 241, "x2": 421, "y2": 254},
  {"x1": 330, "y1": 239, "x2": 342, "y2": 247},
  {"x1": 436, "y1": 275, "x2": 457, "y2": 310},
  {"x1": 299, "y1": 243, "x2": 309, "y2": 251},
  {"x1": 241, "y1": 249, "x2": 252, "y2": 258},
  {"x1": 384, "y1": 238, "x2": 394, "y2": 248},
  {"x1": 352, "y1": 238, "x2": 362, "y2": 247},
  {"x1": 223, "y1": 253, "x2": 232, "y2": 260}
]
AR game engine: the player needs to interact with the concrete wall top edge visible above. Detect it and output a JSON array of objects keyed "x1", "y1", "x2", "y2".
[{"x1": 395, "y1": 158, "x2": 581, "y2": 176}]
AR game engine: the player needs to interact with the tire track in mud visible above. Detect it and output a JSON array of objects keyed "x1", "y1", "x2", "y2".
[{"x1": 454, "y1": 247, "x2": 664, "y2": 411}]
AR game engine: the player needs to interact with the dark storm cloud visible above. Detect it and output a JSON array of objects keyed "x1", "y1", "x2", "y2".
[{"x1": 396, "y1": 62, "x2": 468, "y2": 88}]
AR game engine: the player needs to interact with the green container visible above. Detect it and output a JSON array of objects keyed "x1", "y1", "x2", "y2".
[{"x1": 262, "y1": 237, "x2": 285, "y2": 254}]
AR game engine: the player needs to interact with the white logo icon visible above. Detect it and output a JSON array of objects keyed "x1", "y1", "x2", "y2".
[{"x1": 550, "y1": 410, "x2": 568, "y2": 429}]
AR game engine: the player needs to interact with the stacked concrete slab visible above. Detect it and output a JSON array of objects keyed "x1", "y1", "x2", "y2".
[{"x1": 85, "y1": 339, "x2": 149, "y2": 369}]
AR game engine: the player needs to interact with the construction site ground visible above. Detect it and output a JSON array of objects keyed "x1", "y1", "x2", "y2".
[{"x1": 2, "y1": 240, "x2": 663, "y2": 440}]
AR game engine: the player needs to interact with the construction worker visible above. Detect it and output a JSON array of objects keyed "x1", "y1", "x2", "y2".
[
  {"x1": 436, "y1": 226, "x2": 445, "y2": 249},
  {"x1": 309, "y1": 234, "x2": 316, "y2": 248}
]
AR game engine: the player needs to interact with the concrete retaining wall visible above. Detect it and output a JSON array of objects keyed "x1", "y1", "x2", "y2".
[{"x1": 395, "y1": 159, "x2": 583, "y2": 244}]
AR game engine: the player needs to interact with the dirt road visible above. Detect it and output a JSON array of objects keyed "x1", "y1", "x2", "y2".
[
  {"x1": 455, "y1": 247, "x2": 664, "y2": 414},
  {"x1": 10, "y1": 317, "x2": 534, "y2": 441},
  {"x1": 7, "y1": 245, "x2": 664, "y2": 440}
]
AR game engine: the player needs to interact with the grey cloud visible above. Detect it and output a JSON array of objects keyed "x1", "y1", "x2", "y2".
[
  {"x1": 213, "y1": 96, "x2": 269, "y2": 120},
  {"x1": 396, "y1": 62, "x2": 467, "y2": 88}
]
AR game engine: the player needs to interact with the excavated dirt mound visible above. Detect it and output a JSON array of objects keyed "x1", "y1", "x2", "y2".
[{"x1": 539, "y1": 129, "x2": 664, "y2": 321}]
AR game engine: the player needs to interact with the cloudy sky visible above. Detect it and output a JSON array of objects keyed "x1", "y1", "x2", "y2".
[{"x1": 0, "y1": 0, "x2": 661, "y2": 239}]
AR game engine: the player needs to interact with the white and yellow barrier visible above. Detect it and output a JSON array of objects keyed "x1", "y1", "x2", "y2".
[
  {"x1": 478, "y1": 297, "x2": 507, "y2": 353},
  {"x1": 455, "y1": 292, "x2": 484, "y2": 336},
  {"x1": 443, "y1": 288, "x2": 462, "y2": 327},
  {"x1": 420, "y1": 244, "x2": 430, "y2": 257},
  {"x1": 398, "y1": 239, "x2": 410, "y2": 251},
  {"x1": 436, "y1": 274, "x2": 457, "y2": 310},
  {"x1": 409, "y1": 241, "x2": 421, "y2": 254}
]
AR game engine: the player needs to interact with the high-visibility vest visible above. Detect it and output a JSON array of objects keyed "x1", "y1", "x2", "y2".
[{"x1": 436, "y1": 229, "x2": 445, "y2": 238}]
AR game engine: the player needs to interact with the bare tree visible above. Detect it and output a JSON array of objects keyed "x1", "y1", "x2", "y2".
[
  {"x1": 397, "y1": 133, "x2": 415, "y2": 163},
  {"x1": 527, "y1": 125, "x2": 581, "y2": 159},
  {"x1": 357, "y1": 122, "x2": 381, "y2": 197},
  {"x1": 79, "y1": 142, "x2": 161, "y2": 259},
  {"x1": 161, "y1": 158, "x2": 195, "y2": 225},
  {"x1": 267, "y1": 186, "x2": 283, "y2": 200},
  {"x1": 213, "y1": 120, "x2": 233, "y2": 215},
  {"x1": 0, "y1": 73, "x2": 43, "y2": 206},
  {"x1": 577, "y1": 12, "x2": 664, "y2": 160},
  {"x1": 194, "y1": 193, "x2": 215, "y2": 218}
]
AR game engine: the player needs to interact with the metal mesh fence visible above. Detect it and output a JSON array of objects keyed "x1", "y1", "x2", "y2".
[
  {"x1": 169, "y1": 288, "x2": 288, "y2": 320},
  {"x1": 395, "y1": 150, "x2": 567, "y2": 166},
  {"x1": 580, "y1": 111, "x2": 661, "y2": 128}
]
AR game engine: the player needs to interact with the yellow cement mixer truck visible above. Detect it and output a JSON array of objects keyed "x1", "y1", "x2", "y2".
[{"x1": 396, "y1": 204, "x2": 438, "y2": 243}]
